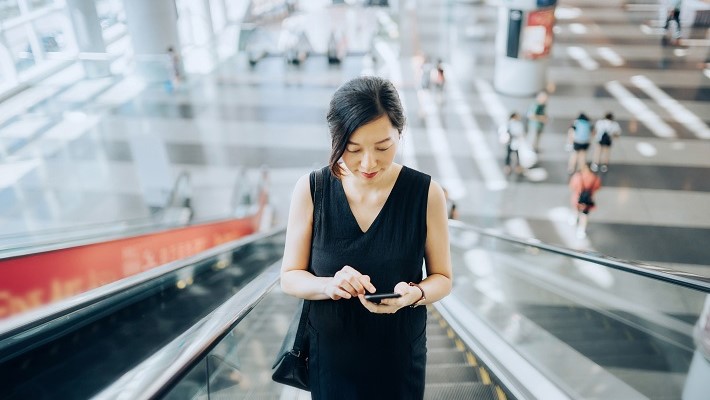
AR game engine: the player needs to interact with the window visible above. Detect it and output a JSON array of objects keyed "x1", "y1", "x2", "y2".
[
  {"x1": 0, "y1": 0, "x2": 21, "y2": 21},
  {"x1": 33, "y1": 12, "x2": 70, "y2": 54},
  {"x1": 5, "y1": 25, "x2": 35, "y2": 73},
  {"x1": 26, "y1": 0, "x2": 55, "y2": 12}
]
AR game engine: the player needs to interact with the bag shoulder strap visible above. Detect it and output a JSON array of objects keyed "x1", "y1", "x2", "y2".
[
  {"x1": 309, "y1": 167, "x2": 324, "y2": 235},
  {"x1": 293, "y1": 168, "x2": 325, "y2": 351}
]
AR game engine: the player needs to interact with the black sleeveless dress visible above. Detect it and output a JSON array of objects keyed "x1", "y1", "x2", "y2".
[{"x1": 307, "y1": 165, "x2": 431, "y2": 399}]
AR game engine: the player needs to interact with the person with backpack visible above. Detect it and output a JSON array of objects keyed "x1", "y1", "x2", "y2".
[
  {"x1": 591, "y1": 112, "x2": 622, "y2": 173},
  {"x1": 567, "y1": 113, "x2": 592, "y2": 174},
  {"x1": 569, "y1": 163, "x2": 602, "y2": 239}
]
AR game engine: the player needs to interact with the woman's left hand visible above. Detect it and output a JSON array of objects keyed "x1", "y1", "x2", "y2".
[{"x1": 358, "y1": 282, "x2": 422, "y2": 314}]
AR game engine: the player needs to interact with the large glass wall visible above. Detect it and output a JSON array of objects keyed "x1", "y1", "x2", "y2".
[
  {"x1": 0, "y1": 0, "x2": 127, "y2": 93},
  {"x1": 0, "y1": 0, "x2": 69, "y2": 87}
]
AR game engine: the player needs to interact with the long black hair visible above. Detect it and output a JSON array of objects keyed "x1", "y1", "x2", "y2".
[{"x1": 326, "y1": 76, "x2": 406, "y2": 178}]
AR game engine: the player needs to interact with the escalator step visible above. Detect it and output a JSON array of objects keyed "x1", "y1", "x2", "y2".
[
  {"x1": 428, "y1": 348, "x2": 468, "y2": 364},
  {"x1": 426, "y1": 364, "x2": 480, "y2": 384},
  {"x1": 424, "y1": 382, "x2": 497, "y2": 400},
  {"x1": 427, "y1": 325, "x2": 449, "y2": 336},
  {"x1": 428, "y1": 336, "x2": 456, "y2": 349}
]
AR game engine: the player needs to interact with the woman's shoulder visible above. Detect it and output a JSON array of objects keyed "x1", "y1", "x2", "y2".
[
  {"x1": 293, "y1": 166, "x2": 332, "y2": 199},
  {"x1": 402, "y1": 165, "x2": 431, "y2": 183}
]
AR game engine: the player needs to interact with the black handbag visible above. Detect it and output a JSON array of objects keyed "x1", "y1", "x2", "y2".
[
  {"x1": 272, "y1": 168, "x2": 323, "y2": 391},
  {"x1": 271, "y1": 299, "x2": 311, "y2": 390}
]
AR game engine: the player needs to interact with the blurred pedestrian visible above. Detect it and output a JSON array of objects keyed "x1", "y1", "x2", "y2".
[
  {"x1": 664, "y1": 0, "x2": 682, "y2": 42},
  {"x1": 419, "y1": 56, "x2": 432, "y2": 89},
  {"x1": 591, "y1": 112, "x2": 622, "y2": 173},
  {"x1": 166, "y1": 46, "x2": 182, "y2": 90},
  {"x1": 569, "y1": 163, "x2": 602, "y2": 239},
  {"x1": 567, "y1": 113, "x2": 592, "y2": 174},
  {"x1": 431, "y1": 59, "x2": 445, "y2": 91},
  {"x1": 527, "y1": 91, "x2": 548, "y2": 152},
  {"x1": 501, "y1": 112, "x2": 526, "y2": 175},
  {"x1": 443, "y1": 188, "x2": 458, "y2": 219}
]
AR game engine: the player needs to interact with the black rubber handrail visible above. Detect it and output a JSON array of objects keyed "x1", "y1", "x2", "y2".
[{"x1": 448, "y1": 220, "x2": 710, "y2": 293}]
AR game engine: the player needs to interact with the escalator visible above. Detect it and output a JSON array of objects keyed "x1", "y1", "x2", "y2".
[
  {"x1": 0, "y1": 169, "x2": 268, "y2": 321},
  {"x1": 2, "y1": 222, "x2": 709, "y2": 399},
  {"x1": 0, "y1": 230, "x2": 286, "y2": 399}
]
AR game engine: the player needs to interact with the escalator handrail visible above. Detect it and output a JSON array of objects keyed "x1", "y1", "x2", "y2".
[
  {"x1": 449, "y1": 220, "x2": 710, "y2": 293},
  {"x1": 94, "y1": 261, "x2": 283, "y2": 400},
  {"x1": 0, "y1": 226, "x2": 287, "y2": 341},
  {"x1": 0, "y1": 211, "x2": 259, "y2": 260},
  {"x1": 0, "y1": 171, "x2": 195, "y2": 253}
]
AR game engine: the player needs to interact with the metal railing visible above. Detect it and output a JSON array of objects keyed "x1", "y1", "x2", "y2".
[{"x1": 448, "y1": 220, "x2": 710, "y2": 293}]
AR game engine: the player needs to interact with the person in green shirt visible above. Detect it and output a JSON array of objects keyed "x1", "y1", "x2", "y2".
[{"x1": 527, "y1": 91, "x2": 548, "y2": 152}]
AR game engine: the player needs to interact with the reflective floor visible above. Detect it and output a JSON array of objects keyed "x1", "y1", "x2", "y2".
[{"x1": 0, "y1": 0, "x2": 709, "y2": 275}]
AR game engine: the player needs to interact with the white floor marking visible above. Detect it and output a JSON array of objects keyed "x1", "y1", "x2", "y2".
[
  {"x1": 444, "y1": 70, "x2": 508, "y2": 192},
  {"x1": 566, "y1": 46, "x2": 599, "y2": 70},
  {"x1": 630, "y1": 75, "x2": 710, "y2": 139},
  {"x1": 605, "y1": 80, "x2": 676, "y2": 138}
]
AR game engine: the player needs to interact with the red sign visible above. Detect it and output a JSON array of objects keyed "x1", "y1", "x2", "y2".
[
  {"x1": 522, "y1": 8, "x2": 555, "y2": 60},
  {"x1": 0, "y1": 216, "x2": 260, "y2": 319}
]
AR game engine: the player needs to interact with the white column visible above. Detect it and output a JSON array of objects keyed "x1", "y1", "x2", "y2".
[
  {"x1": 194, "y1": 0, "x2": 215, "y2": 44},
  {"x1": 493, "y1": 0, "x2": 556, "y2": 96},
  {"x1": 65, "y1": 0, "x2": 110, "y2": 78},
  {"x1": 122, "y1": 0, "x2": 182, "y2": 82}
]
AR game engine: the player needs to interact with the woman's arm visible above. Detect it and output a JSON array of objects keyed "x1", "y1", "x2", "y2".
[
  {"x1": 418, "y1": 180, "x2": 453, "y2": 305},
  {"x1": 281, "y1": 174, "x2": 376, "y2": 300},
  {"x1": 281, "y1": 174, "x2": 331, "y2": 300}
]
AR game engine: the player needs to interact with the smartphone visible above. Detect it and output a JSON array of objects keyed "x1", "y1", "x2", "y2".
[{"x1": 364, "y1": 292, "x2": 401, "y2": 304}]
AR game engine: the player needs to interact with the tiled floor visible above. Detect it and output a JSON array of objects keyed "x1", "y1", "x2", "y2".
[{"x1": 0, "y1": 0, "x2": 708, "y2": 276}]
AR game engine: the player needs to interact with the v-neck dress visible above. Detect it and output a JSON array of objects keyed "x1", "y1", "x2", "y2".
[{"x1": 307, "y1": 165, "x2": 431, "y2": 399}]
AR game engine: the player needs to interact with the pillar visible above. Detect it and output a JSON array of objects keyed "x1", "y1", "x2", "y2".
[
  {"x1": 493, "y1": 0, "x2": 557, "y2": 96},
  {"x1": 65, "y1": 0, "x2": 111, "y2": 78},
  {"x1": 122, "y1": 0, "x2": 182, "y2": 82}
]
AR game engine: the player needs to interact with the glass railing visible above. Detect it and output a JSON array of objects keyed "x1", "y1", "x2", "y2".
[
  {"x1": 0, "y1": 167, "x2": 268, "y2": 256},
  {"x1": 97, "y1": 264, "x2": 302, "y2": 399},
  {"x1": 0, "y1": 228, "x2": 287, "y2": 399},
  {"x1": 439, "y1": 221, "x2": 710, "y2": 400}
]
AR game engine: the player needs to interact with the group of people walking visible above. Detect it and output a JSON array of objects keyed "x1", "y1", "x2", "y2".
[
  {"x1": 567, "y1": 112, "x2": 622, "y2": 174},
  {"x1": 500, "y1": 91, "x2": 623, "y2": 239}
]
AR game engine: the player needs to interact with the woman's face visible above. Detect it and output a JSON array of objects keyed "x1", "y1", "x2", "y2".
[{"x1": 340, "y1": 114, "x2": 399, "y2": 183}]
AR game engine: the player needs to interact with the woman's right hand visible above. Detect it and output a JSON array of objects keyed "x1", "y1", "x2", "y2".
[{"x1": 323, "y1": 265, "x2": 377, "y2": 300}]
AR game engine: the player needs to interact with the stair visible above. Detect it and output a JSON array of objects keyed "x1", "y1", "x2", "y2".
[
  {"x1": 179, "y1": 294, "x2": 512, "y2": 399},
  {"x1": 425, "y1": 309, "x2": 509, "y2": 400}
]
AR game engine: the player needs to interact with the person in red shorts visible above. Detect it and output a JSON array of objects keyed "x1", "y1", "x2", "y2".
[{"x1": 569, "y1": 163, "x2": 602, "y2": 239}]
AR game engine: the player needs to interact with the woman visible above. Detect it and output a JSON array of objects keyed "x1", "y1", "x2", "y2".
[
  {"x1": 280, "y1": 76, "x2": 452, "y2": 399},
  {"x1": 591, "y1": 112, "x2": 622, "y2": 173},
  {"x1": 567, "y1": 113, "x2": 592, "y2": 174},
  {"x1": 502, "y1": 112, "x2": 526, "y2": 175},
  {"x1": 569, "y1": 163, "x2": 602, "y2": 239}
]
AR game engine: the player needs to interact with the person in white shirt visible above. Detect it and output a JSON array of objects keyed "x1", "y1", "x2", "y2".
[
  {"x1": 591, "y1": 112, "x2": 622, "y2": 173},
  {"x1": 503, "y1": 112, "x2": 526, "y2": 175},
  {"x1": 664, "y1": 0, "x2": 682, "y2": 40}
]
